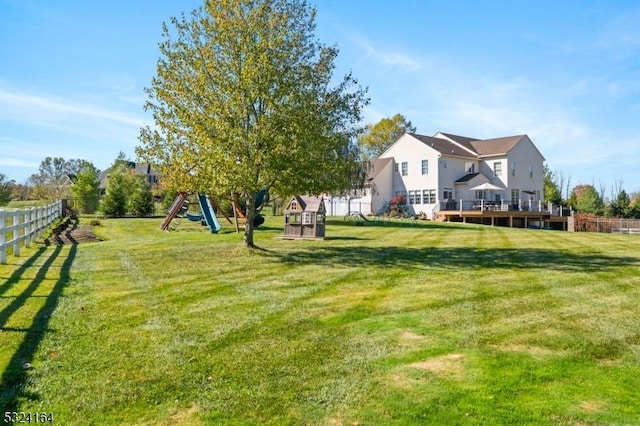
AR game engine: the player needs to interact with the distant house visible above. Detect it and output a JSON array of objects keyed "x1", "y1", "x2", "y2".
[{"x1": 99, "y1": 162, "x2": 159, "y2": 194}]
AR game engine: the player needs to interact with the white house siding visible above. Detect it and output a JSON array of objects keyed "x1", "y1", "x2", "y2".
[
  {"x1": 438, "y1": 155, "x2": 475, "y2": 201},
  {"x1": 380, "y1": 134, "x2": 443, "y2": 216},
  {"x1": 456, "y1": 172, "x2": 492, "y2": 201},
  {"x1": 504, "y1": 136, "x2": 545, "y2": 204},
  {"x1": 368, "y1": 159, "x2": 394, "y2": 214},
  {"x1": 476, "y1": 156, "x2": 509, "y2": 200}
]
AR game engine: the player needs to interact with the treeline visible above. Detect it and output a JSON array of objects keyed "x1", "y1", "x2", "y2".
[
  {"x1": 0, "y1": 153, "x2": 158, "y2": 217},
  {"x1": 544, "y1": 167, "x2": 640, "y2": 218}
]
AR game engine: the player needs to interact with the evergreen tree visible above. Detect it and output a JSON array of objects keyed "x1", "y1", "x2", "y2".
[
  {"x1": 128, "y1": 175, "x2": 155, "y2": 217},
  {"x1": 100, "y1": 172, "x2": 129, "y2": 217},
  {"x1": 71, "y1": 164, "x2": 100, "y2": 214},
  {"x1": 609, "y1": 189, "x2": 631, "y2": 218}
]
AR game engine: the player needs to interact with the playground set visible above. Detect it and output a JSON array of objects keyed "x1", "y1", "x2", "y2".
[{"x1": 160, "y1": 191, "x2": 267, "y2": 233}]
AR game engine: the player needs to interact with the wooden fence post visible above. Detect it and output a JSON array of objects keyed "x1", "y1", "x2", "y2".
[
  {"x1": 12, "y1": 212, "x2": 20, "y2": 257},
  {"x1": 0, "y1": 210, "x2": 5, "y2": 264}
]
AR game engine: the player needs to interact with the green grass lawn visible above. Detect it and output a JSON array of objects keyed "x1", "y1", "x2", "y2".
[{"x1": 2, "y1": 216, "x2": 640, "y2": 425}]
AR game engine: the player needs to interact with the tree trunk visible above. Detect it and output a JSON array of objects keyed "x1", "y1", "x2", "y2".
[{"x1": 243, "y1": 193, "x2": 256, "y2": 248}]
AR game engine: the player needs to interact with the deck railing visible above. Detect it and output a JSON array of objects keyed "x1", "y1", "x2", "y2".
[
  {"x1": 0, "y1": 201, "x2": 63, "y2": 264},
  {"x1": 437, "y1": 200, "x2": 571, "y2": 216}
]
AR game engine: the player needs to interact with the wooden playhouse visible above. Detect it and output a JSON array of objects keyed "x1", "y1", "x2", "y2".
[{"x1": 283, "y1": 195, "x2": 326, "y2": 239}]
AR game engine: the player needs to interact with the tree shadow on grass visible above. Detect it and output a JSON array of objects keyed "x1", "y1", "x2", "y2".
[
  {"x1": 265, "y1": 245, "x2": 639, "y2": 272},
  {"x1": 0, "y1": 235, "x2": 77, "y2": 412},
  {"x1": 326, "y1": 218, "x2": 483, "y2": 231}
]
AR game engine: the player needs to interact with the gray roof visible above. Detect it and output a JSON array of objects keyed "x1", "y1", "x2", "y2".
[
  {"x1": 408, "y1": 132, "x2": 529, "y2": 159},
  {"x1": 409, "y1": 133, "x2": 477, "y2": 159},
  {"x1": 436, "y1": 132, "x2": 479, "y2": 153},
  {"x1": 455, "y1": 173, "x2": 480, "y2": 183},
  {"x1": 469, "y1": 135, "x2": 525, "y2": 157}
]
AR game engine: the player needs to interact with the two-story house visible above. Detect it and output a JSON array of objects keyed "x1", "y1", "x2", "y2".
[{"x1": 363, "y1": 131, "x2": 545, "y2": 219}]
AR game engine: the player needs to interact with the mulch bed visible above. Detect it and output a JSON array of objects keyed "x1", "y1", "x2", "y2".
[{"x1": 44, "y1": 216, "x2": 102, "y2": 245}]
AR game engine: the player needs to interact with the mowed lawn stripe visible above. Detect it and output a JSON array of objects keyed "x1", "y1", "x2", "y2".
[{"x1": 1, "y1": 216, "x2": 640, "y2": 424}]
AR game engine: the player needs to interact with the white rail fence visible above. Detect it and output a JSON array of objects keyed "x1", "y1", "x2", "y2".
[{"x1": 0, "y1": 201, "x2": 63, "y2": 264}]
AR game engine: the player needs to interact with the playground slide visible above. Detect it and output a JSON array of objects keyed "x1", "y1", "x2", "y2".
[{"x1": 197, "y1": 194, "x2": 222, "y2": 233}]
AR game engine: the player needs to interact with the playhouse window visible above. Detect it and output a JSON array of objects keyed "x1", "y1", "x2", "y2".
[
  {"x1": 290, "y1": 201, "x2": 297, "y2": 211},
  {"x1": 286, "y1": 213, "x2": 300, "y2": 224},
  {"x1": 302, "y1": 213, "x2": 313, "y2": 225}
]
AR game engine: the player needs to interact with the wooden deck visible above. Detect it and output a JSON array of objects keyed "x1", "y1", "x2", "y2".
[{"x1": 439, "y1": 209, "x2": 568, "y2": 230}]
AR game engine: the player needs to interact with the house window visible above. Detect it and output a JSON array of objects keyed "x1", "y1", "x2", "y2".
[
  {"x1": 443, "y1": 188, "x2": 453, "y2": 200},
  {"x1": 302, "y1": 213, "x2": 313, "y2": 225},
  {"x1": 511, "y1": 189, "x2": 520, "y2": 203},
  {"x1": 442, "y1": 159, "x2": 447, "y2": 168},
  {"x1": 494, "y1": 162, "x2": 502, "y2": 177},
  {"x1": 394, "y1": 162, "x2": 399, "y2": 172},
  {"x1": 421, "y1": 159, "x2": 428, "y2": 175},
  {"x1": 401, "y1": 161, "x2": 408, "y2": 176},
  {"x1": 408, "y1": 190, "x2": 419, "y2": 205},
  {"x1": 511, "y1": 161, "x2": 516, "y2": 177},
  {"x1": 423, "y1": 189, "x2": 436, "y2": 204},
  {"x1": 465, "y1": 162, "x2": 475, "y2": 173},
  {"x1": 529, "y1": 165, "x2": 534, "y2": 178},
  {"x1": 476, "y1": 190, "x2": 486, "y2": 200}
]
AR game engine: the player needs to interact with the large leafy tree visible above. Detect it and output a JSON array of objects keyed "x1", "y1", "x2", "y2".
[
  {"x1": 567, "y1": 184, "x2": 605, "y2": 215},
  {"x1": 358, "y1": 113, "x2": 416, "y2": 160},
  {"x1": 28, "y1": 157, "x2": 94, "y2": 201},
  {"x1": 137, "y1": 0, "x2": 368, "y2": 248}
]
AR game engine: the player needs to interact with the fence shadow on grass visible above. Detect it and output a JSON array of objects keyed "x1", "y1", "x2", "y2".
[
  {"x1": 326, "y1": 218, "x2": 484, "y2": 231},
  {"x1": 0, "y1": 229, "x2": 77, "y2": 412},
  {"x1": 268, "y1": 245, "x2": 639, "y2": 273}
]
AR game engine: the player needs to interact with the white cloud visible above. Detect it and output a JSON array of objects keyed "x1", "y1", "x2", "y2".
[
  {"x1": 349, "y1": 35, "x2": 424, "y2": 72},
  {"x1": 0, "y1": 87, "x2": 144, "y2": 127},
  {"x1": 0, "y1": 157, "x2": 39, "y2": 168},
  {"x1": 0, "y1": 86, "x2": 148, "y2": 145}
]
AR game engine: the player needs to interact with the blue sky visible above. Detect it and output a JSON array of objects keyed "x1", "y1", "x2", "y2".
[{"x1": 1, "y1": 0, "x2": 639, "y2": 196}]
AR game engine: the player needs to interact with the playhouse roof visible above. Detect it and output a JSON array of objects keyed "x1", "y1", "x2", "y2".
[{"x1": 286, "y1": 195, "x2": 324, "y2": 213}]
